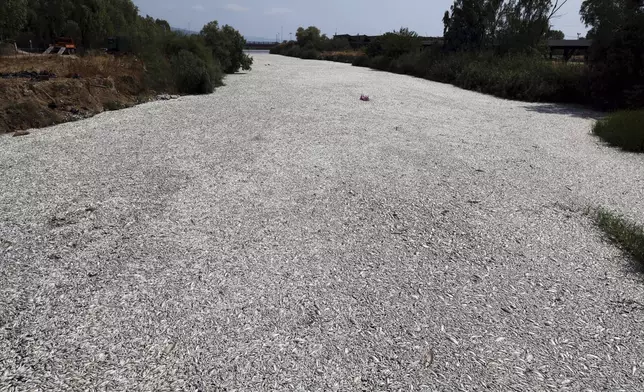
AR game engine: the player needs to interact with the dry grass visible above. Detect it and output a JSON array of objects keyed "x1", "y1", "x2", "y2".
[
  {"x1": 321, "y1": 50, "x2": 363, "y2": 57},
  {"x1": 595, "y1": 208, "x2": 644, "y2": 269},
  {"x1": 0, "y1": 54, "x2": 148, "y2": 133},
  {"x1": 592, "y1": 110, "x2": 644, "y2": 153},
  {"x1": 0, "y1": 54, "x2": 144, "y2": 79}
]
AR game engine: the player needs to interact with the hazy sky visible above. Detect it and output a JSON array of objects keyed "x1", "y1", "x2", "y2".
[{"x1": 132, "y1": 0, "x2": 588, "y2": 40}]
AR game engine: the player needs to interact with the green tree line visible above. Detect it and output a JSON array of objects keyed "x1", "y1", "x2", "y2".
[
  {"x1": 0, "y1": 0, "x2": 253, "y2": 95},
  {"x1": 271, "y1": 0, "x2": 643, "y2": 110}
]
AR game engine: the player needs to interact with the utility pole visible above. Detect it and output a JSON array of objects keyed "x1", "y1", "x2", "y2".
[
  {"x1": 281, "y1": 26, "x2": 283, "y2": 42},
  {"x1": 289, "y1": 32, "x2": 293, "y2": 41}
]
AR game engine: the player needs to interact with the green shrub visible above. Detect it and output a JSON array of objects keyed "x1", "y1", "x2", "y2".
[
  {"x1": 319, "y1": 53, "x2": 354, "y2": 63},
  {"x1": 322, "y1": 37, "x2": 351, "y2": 52},
  {"x1": 352, "y1": 55, "x2": 371, "y2": 67},
  {"x1": 370, "y1": 55, "x2": 393, "y2": 71},
  {"x1": 587, "y1": 13, "x2": 644, "y2": 110},
  {"x1": 366, "y1": 28, "x2": 421, "y2": 59},
  {"x1": 357, "y1": 48, "x2": 588, "y2": 104},
  {"x1": 269, "y1": 43, "x2": 283, "y2": 54},
  {"x1": 133, "y1": 20, "x2": 228, "y2": 94},
  {"x1": 392, "y1": 51, "x2": 424, "y2": 75},
  {"x1": 286, "y1": 45, "x2": 302, "y2": 58},
  {"x1": 201, "y1": 22, "x2": 253, "y2": 74},
  {"x1": 300, "y1": 48, "x2": 321, "y2": 60},
  {"x1": 104, "y1": 101, "x2": 125, "y2": 111},
  {"x1": 593, "y1": 110, "x2": 644, "y2": 152},
  {"x1": 595, "y1": 209, "x2": 644, "y2": 268},
  {"x1": 296, "y1": 26, "x2": 324, "y2": 51},
  {"x1": 170, "y1": 50, "x2": 215, "y2": 94}
]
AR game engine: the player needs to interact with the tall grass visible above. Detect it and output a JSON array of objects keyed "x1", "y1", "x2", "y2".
[
  {"x1": 595, "y1": 209, "x2": 644, "y2": 269},
  {"x1": 0, "y1": 55, "x2": 143, "y2": 79},
  {"x1": 273, "y1": 45, "x2": 589, "y2": 105},
  {"x1": 593, "y1": 110, "x2": 644, "y2": 153},
  {"x1": 360, "y1": 50, "x2": 588, "y2": 104},
  {"x1": 319, "y1": 51, "x2": 362, "y2": 63}
]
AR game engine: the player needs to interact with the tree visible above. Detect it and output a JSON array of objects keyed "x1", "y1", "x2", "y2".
[
  {"x1": 70, "y1": 0, "x2": 100, "y2": 48},
  {"x1": 171, "y1": 49, "x2": 214, "y2": 94},
  {"x1": 581, "y1": 0, "x2": 643, "y2": 37},
  {"x1": 220, "y1": 24, "x2": 253, "y2": 73},
  {"x1": 18, "y1": 0, "x2": 139, "y2": 47},
  {"x1": 200, "y1": 21, "x2": 253, "y2": 74},
  {"x1": 547, "y1": 29, "x2": 565, "y2": 40},
  {"x1": 581, "y1": 0, "x2": 644, "y2": 108},
  {"x1": 495, "y1": 0, "x2": 568, "y2": 52},
  {"x1": 201, "y1": 21, "x2": 230, "y2": 71},
  {"x1": 0, "y1": 0, "x2": 28, "y2": 40},
  {"x1": 295, "y1": 26, "x2": 323, "y2": 50},
  {"x1": 443, "y1": 0, "x2": 568, "y2": 52},
  {"x1": 368, "y1": 27, "x2": 422, "y2": 58},
  {"x1": 443, "y1": 0, "x2": 494, "y2": 51},
  {"x1": 325, "y1": 36, "x2": 351, "y2": 51},
  {"x1": 155, "y1": 18, "x2": 171, "y2": 32}
]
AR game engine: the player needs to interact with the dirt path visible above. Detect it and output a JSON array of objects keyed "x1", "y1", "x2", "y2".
[{"x1": 1, "y1": 53, "x2": 643, "y2": 391}]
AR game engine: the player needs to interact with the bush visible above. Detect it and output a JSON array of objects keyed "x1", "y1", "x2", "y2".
[
  {"x1": 319, "y1": 52, "x2": 360, "y2": 63},
  {"x1": 392, "y1": 51, "x2": 423, "y2": 75},
  {"x1": 130, "y1": 18, "x2": 237, "y2": 94},
  {"x1": 352, "y1": 55, "x2": 371, "y2": 67},
  {"x1": 322, "y1": 37, "x2": 351, "y2": 52},
  {"x1": 445, "y1": 54, "x2": 588, "y2": 103},
  {"x1": 170, "y1": 50, "x2": 215, "y2": 94},
  {"x1": 201, "y1": 22, "x2": 253, "y2": 74},
  {"x1": 366, "y1": 28, "x2": 422, "y2": 59},
  {"x1": 286, "y1": 45, "x2": 302, "y2": 58},
  {"x1": 593, "y1": 110, "x2": 644, "y2": 152},
  {"x1": 355, "y1": 48, "x2": 588, "y2": 104},
  {"x1": 370, "y1": 55, "x2": 392, "y2": 71},
  {"x1": 271, "y1": 41, "x2": 321, "y2": 59},
  {"x1": 134, "y1": 25, "x2": 225, "y2": 94},
  {"x1": 595, "y1": 209, "x2": 644, "y2": 268},
  {"x1": 296, "y1": 26, "x2": 323, "y2": 51},
  {"x1": 269, "y1": 44, "x2": 282, "y2": 54},
  {"x1": 300, "y1": 48, "x2": 321, "y2": 60},
  {"x1": 587, "y1": 14, "x2": 644, "y2": 110},
  {"x1": 104, "y1": 101, "x2": 126, "y2": 111}
]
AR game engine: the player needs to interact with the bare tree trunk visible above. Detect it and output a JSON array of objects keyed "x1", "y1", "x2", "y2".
[{"x1": 542, "y1": 0, "x2": 569, "y2": 41}]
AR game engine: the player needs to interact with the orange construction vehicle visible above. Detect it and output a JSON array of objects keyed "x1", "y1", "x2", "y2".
[{"x1": 44, "y1": 37, "x2": 76, "y2": 55}]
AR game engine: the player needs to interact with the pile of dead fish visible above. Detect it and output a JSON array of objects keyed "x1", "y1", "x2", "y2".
[{"x1": 0, "y1": 70, "x2": 57, "y2": 81}]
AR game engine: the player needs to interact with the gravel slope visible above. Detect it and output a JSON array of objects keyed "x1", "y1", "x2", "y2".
[{"x1": 1, "y1": 53, "x2": 643, "y2": 391}]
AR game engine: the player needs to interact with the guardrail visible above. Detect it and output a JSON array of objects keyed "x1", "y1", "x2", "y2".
[{"x1": 245, "y1": 41, "x2": 279, "y2": 49}]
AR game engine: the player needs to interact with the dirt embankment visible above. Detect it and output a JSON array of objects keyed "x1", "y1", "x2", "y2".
[{"x1": 0, "y1": 54, "x2": 150, "y2": 134}]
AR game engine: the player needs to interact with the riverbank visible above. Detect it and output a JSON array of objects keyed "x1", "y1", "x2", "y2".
[
  {"x1": 2, "y1": 53, "x2": 642, "y2": 390},
  {"x1": 0, "y1": 54, "x2": 150, "y2": 134}
]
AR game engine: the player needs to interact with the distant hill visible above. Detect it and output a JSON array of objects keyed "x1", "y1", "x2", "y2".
[
  {"x1": 244, "y1": 36, "x2": 278, "y2": 43},
  {"x1": 171, "y1": 27, "x2": 198, "y2": 35},
  {"x1": 170, "y1": 29, "x2": 275, "y2": 43}
]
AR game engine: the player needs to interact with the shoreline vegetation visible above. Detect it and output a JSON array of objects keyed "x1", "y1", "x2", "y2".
[
  {"x1": 1, "y1": 0, "x2": 252, "y2": 133},
  {"x1": 270, "y1": 1, "x2": 642, "y2": 151},
  {"x1": 595, "y1": 209, "x2": 644, "y2": 271}
]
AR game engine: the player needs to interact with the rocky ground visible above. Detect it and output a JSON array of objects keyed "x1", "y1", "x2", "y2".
[
  {"x1": 1, "y1": 53, "x2": 643, "y2": 391},
  {"x1": 0, "y1": 54, "x2": 149, "y2": 134}
]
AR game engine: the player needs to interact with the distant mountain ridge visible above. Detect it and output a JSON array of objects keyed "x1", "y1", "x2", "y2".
[
  {"x1": 170, "y1": 28, "x2": 275, "y2": 43},
  {"x1": 171, "y1": 27, "x2": 198, "y2": 35},
  {"x1": 244, "y1": 36, "x2": 278, "y2": 43}
]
